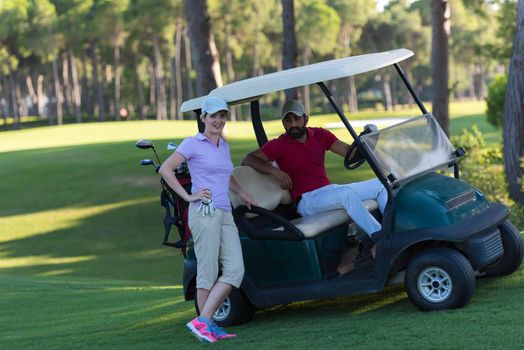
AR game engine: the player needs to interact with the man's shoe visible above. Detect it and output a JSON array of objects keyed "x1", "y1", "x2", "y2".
[
  {"x1": 358, "y1": 233, "x2": 376, "y2": 252},
  {"x1": 211, "y1": 323, "x2": 237, "y2": 340},
  {"x1": 186, "y1": 316, "x2": 217, "y2": 343},
  {"x1": 357, "y1": 232, "x2": 379, "y2": 258}
]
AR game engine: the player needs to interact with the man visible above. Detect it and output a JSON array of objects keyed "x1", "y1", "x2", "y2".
[{"x1": 241, "y1": 99, "x2": 387, "y2": 248}]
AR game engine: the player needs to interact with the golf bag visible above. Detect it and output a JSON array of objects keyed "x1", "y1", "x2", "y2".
[{"x1": 160, "y1": 162, "x2": 192, "y2": 257}]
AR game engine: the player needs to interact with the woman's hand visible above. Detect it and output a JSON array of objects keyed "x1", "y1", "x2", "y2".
[
  {"x1": 238, "y1": 190, "x2": 258, "y2": 210},
  {"x1": 187, "y1": 188, "x2": 212, "y2": 202}
]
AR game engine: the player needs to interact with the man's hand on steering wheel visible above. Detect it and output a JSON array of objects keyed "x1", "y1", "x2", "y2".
[
  {"x1": 344, "y1": 142, "x2": 365, "y2": 169},
  {"x1": 343, "y1": 124, "x2": 378, "y2": 170}
]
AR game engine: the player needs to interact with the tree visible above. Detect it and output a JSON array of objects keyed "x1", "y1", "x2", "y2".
[
  {"x1": 184, "y1": 0, "x2": 222, "y2": 97},
  {"x1": 0, "y1": 0, "x2": 29, "y2": 129},
  {"x1": 281, "y1": 0, "x2": 298, "y2": 100},
  {"x1": 296, "y1": 0, "x2": 340, "y2": 111},
  {"x1": 96, "y1": 0, "x2": 129, "y2": 120},
  {"x1": 328, "y1": 0, "x2": 375, "y2": 113},
  {"x1": 431, "y1": 0, "x2": 450, "y2": 136},
  {"x1": 503, "y1": 0, "x2": 524, "y2": 203}
]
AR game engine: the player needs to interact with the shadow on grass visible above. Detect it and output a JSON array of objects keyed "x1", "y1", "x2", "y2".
[{"x1": 0, "y1": 199, "x2": 186, "y2": 283}]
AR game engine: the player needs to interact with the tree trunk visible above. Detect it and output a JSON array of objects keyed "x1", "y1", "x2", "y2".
[
  {"x1": 149, "y1": 61, "x2": 156, "y2": 112},
  {"x1": 175, "y1": 21, "x2": 184, "y2": 120},
  {"x1": 170, "y1": 21, "x2": 182, "y2": 120},
  {"x1": 81, "y1": 50, "x2": 92, "y2": 117},
  {"x1": 62, "y1": 52, "x2": 72, "y2": 116},
  {"x1": 224, "y1": 17, "x2": 237, "y2": 121},
  {"x1": 7, "y1": 73, "x2": 18, "y2": 126},
  {"x1": 252, "y1": 5, "x2": 261, "y2": 77},
  {"x1": 184, "y1": 0, "x2": 222, "y2": 96},
  {"x1": 391, "y1": 73, "x2": 398, "y2": 108},
  {"x1": 467, "y1": 65, "x2": 476, "y2": 99},
  {"x1": 380, "y1": 70, "x2": 393, "y2": 111},
  {"x1": 133, "y1": 55, "x2": 145, "y2": 120},
  {"x1": 68, "y1": 48, "x2": 82, "y2": 122},
  {"x1": 183, "y1": 27, "x2": 195, "y2": 100},
  {"x1": 503, "y1": 0, "x2": 524, "y2": 203},
  {"x1": 15, "y1": 71, "x2": 26, "y2": 117},
  {"x1": 170, "y1": 48, "x2": 177, "y2": 120},
  {"x1": 340, "y1": 24, "x2": 358, "y2": 113},
  {"x1": 431, "y1": 0, "x2": 450, "y2": 136},
  {"x1": 473, "y1": 64, "x2": 486, "y2": 100},
  {"x1": 0, "y1": 76, "x2": 7, "y2": 128},
  {"x1": 36, "y1": 74, "x2": 44, "y2": 118},
  {"x1": 103, "y1": 64, "x2": 112, "y2": 116},
  {"x1": 113, "y1": 46, "x2": 121, "y2": 120},
  {"x1": 90, "y1": 43, "x2": 105, "y2": 121},
  {"x1": 302, "y1": 48, "x2": 311, "y2": 113},
  {"x1": 26, "y1": 74, "x2": 37, "y2": 115},
  {"x1": 281, "y1": 0, "x2": 298, "y2": 101},
  {"x1": 152, "y1": 33, "x2": 168, "y2": 120},
  {"x1": 52, "y1": 59, "x2": 63, "y2": 125}
]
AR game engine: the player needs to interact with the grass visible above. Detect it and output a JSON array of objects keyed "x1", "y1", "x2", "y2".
[{"x1": 1, "y1": 100, "x2": 521, "y2": 349}]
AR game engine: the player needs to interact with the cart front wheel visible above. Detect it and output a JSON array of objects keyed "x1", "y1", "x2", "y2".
[{"x1": 405, "y1": 248, "x2": 475, "y2": 311}]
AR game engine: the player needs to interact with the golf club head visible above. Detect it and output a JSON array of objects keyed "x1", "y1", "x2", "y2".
[
  {"x1": 140, "y1": 159, "x2": 157, "y2": 167},
  {"x1": 167, "y1": 142, "x2": 177, "y2": 151},
  {"x1": 136, "y1": 139, "x2": 154, "y2": 150}
]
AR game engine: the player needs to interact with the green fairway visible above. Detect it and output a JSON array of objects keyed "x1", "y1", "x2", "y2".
[{"x1": 1, "y1": 100, "x2": 522, "y2": 349}]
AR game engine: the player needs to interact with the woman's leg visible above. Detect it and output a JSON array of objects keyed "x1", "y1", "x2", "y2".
[
  {"x1": 196, "y1": 289, "x2": 210, "y2": 315},
  {"x1": 202, "y1": 211, "x2": 245, "y2": 318},
  {"x1": 188, "y1": 203, "x2": 221, "y2": 312},
  {"x1": 200, "y1": 282, "x2": 233, "y2": 319}
]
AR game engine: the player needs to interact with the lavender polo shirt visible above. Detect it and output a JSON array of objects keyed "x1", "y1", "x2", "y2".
[{"x1": 176, "y1": 133, "x2": 234, "y2": 211}]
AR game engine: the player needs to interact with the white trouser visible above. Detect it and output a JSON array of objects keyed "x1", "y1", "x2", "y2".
[{"x1": 297, "y1": 178, "x2": 387, "y2": 236}]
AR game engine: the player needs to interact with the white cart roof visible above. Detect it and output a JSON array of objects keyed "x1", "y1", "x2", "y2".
[{"x1": 180, "y1": 48, "x2": 414, "y2": 113}]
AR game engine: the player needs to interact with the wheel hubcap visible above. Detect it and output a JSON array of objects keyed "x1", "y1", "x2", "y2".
[
  {"x1": 417, "y1": 267, "x2": 453, "y2": 303},
  {"x1": 213, "y1": 297, "x2": 231, "y2": 321}
]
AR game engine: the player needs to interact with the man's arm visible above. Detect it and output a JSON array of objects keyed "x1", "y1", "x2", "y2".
[
  {"x1": 330, "y1": 140, "x2": 354, "y2": 158},
  {"x1": 242, "y1": 149, "x2": 292, "y2": 189}
]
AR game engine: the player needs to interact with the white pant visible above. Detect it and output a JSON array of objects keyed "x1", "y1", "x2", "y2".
[{"x1": 297, "y1": 178, "x2": 387, "y2": 236}]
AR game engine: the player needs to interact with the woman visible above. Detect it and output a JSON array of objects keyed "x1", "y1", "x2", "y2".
[{"x1": 159, "y1": 96, "x2": 256, "y2": 343}]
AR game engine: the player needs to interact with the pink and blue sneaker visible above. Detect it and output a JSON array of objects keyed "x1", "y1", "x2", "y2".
[
  {"x1": 211, "y1": 323, "x2": 237, "y2": 340},
  {"x1": 186, "y1": 317, "x2": 217, "y2": 343}
]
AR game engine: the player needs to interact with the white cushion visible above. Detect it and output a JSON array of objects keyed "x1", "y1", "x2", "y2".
[
  {"x1": 275, "y1": 199, "x2": 378, "y2": 238},
  {"x1": 229, "y1": 166, "x2": 288, "y2": 211}
]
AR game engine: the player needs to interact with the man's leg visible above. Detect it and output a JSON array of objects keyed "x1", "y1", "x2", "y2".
[
  {"x1": 298, "y1": 184, "x2": 381, "y2": 235},
  {"x1": 346, "y1": 178, "x2": 388, "y2": 213}
]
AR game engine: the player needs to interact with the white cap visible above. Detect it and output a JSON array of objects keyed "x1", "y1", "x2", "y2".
[{"x1": 201, "y1": 96, "x2": 229, "y2": 115}]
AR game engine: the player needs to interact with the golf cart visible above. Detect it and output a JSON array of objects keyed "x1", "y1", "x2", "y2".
[{"x1": 139, "y1": 48, "x2": 523, "y2": 326}]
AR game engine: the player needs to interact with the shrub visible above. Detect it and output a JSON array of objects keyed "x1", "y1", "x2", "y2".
[
  {"x1": 485, "y1": 75, "x2": 507, "y2": 129},
  {"x1": 452, "y1": 126, "x2": 523, "y2": 230}
]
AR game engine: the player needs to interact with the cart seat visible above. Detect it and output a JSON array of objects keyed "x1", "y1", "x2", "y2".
[
  {"x1": 287, "y1": 200, "x2": 378, "y2": 238},
  {"x1": 229, "y1": 166, "x2": 378, "y2": 238}
]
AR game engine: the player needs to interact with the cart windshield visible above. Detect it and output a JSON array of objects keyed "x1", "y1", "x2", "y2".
[{"x1": 360, "y1": 114, "x2": 456, "y2": 185}]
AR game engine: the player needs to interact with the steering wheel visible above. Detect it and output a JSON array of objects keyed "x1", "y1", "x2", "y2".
[
  {"x1": 344, "y1": 142, "x2": 366, "y2": 170},
  {"x1": 344, "y1": 124, "x2": 379, "y2": 170}
]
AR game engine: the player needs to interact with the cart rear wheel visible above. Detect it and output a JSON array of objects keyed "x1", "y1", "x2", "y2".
[
  {"x1": 194, "y1": 289, "x2": 255, "y2": 327},
  {"x1": 482, "y1": 220, "x2": 523, "y2": 277},
  {"x1": 405, "y1": 248, "x2": 475, "y2": 311}
]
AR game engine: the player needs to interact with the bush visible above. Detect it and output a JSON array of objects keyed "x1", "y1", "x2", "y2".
[
  {"x1": 485, "y1": 75, "x2": 507, "y2": 129},
  {"x1": 452, "y1": 126, "x2": 523, "y2": 230}
]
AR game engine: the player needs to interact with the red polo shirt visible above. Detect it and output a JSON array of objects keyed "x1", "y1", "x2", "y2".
[{"x1": 261, "y1": 127, "x2": 338, "y2": 201}]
